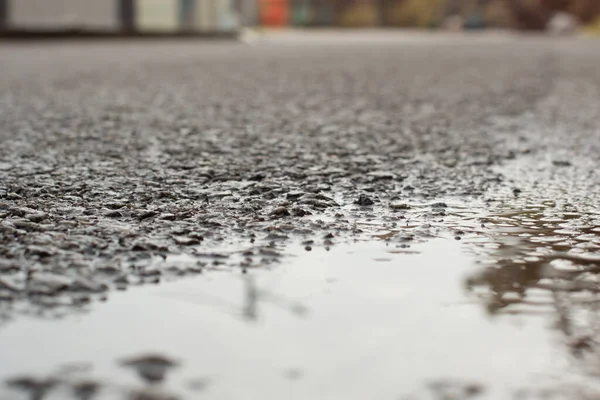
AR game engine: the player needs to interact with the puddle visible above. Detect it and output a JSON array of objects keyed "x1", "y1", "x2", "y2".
[
  {"x1": 466, "y1": 205, "x2": 600, "y2": 316},
  {"x1": 0, "y1": 240, "x2": 556, "y2": 400},
  {"x1": 463, "y1": 204, "x2": 600, "y2": 398}
]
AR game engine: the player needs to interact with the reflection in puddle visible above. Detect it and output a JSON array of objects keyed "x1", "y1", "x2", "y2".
[
  {"x1": 0, "y1": 240, "x2": 551, "y2": 400},
  {"x1": 159, "y1": 273, "x2": 308, "y2": 323},
  {"x1": 5, "y1": 376, "x2": 58, "y2": 400},
  {"x1": 120, "y1": 355, "x2": 180, "y2": 385},
  {"x1": 401, "y1": 379, "x2": 485, "y2": 400},
  {"x1": 466, "y1": 205, "x2": 600, "y2": 315},
  {"x1": 465, "y1": 205, "x2": 600, "y2": 398},
  {"x1": 4, "y1": 353, "x2": 182, "y2": 400}
]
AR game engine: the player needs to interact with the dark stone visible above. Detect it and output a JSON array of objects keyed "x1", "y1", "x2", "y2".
[
  {"x1": 355, "y1": 194, "x2": 374, "y2": 206},
  {"x1": 137, "y1": 211, "x2": 158, "y2": 220},
  {"x1": 553, "y1": 160, "x2": 572, "y2": 167}
]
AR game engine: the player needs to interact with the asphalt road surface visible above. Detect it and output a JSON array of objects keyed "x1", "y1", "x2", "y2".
[{"x1": 0, "y1": 32, "x2": 600, "y2": 399}]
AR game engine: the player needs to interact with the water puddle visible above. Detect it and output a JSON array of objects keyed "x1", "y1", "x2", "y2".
[
  {"x1": 466, "y1": 205, "x2": 600, "y2": 315},
  {"x1": 0, "y1": 239, "x2": 556, "y2": 400},
  {"x1": 463, "y1": 204, "x2": 600, "y2": 398}
]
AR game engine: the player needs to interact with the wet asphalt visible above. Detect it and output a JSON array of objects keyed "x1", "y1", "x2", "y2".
[
  {"x1": 0, "y1": 32, "x2": 600, "y2": 398},
  {"x1": 0, "y1": 32, "x2": 599, "y2": 312}
]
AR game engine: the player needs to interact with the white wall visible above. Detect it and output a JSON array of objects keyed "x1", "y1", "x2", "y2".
[
  {"x1": 10, "y1": 0, "x2": 118, "y2": 30},
  {"x1": 136, "y1": 0, "x2": 179, "y2": 31},
  {"x1": 194, "y1": 0, "x2": 237, "y2": 31},
  {"x1": 8, "y1": 0, "x2": 238, "y2": 33},
  {"x1": 216, "y1": 0, "x2": 237, "y2": 30},
  {"x1": 194, "y1": 0, "x2": 215, "y2": 30}
]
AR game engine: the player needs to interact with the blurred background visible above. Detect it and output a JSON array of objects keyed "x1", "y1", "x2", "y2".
[{"x1": 0, "y1": 0, "x2": 599, "y2": 35}]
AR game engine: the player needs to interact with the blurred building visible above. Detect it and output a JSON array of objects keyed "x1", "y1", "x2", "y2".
[
  {"x1": 0, "y1": 0, "x2": 238, "y2": 35},
  {"x1": 236, "y1": 0, "x2": 260, "y2": 27},
  {"x1": 252, "y1": 0, "x2": 455, "y2": 28},
  {"x1": 247, "y1": 0, "x2": 600, "y2": 30},
  {"x1": 1, "y1": 0, "x2": 599, "y2": 33},
  {"x1": 504, "y1": 0, "x2": 600, "y2": 30},
  {"x1": 289, "y1": 0, "x2": 336, "y2": 26}
]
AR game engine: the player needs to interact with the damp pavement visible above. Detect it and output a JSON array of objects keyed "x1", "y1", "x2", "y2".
[{"x1": 0, "y1": 32, "x2": 599, "y2": 399}]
